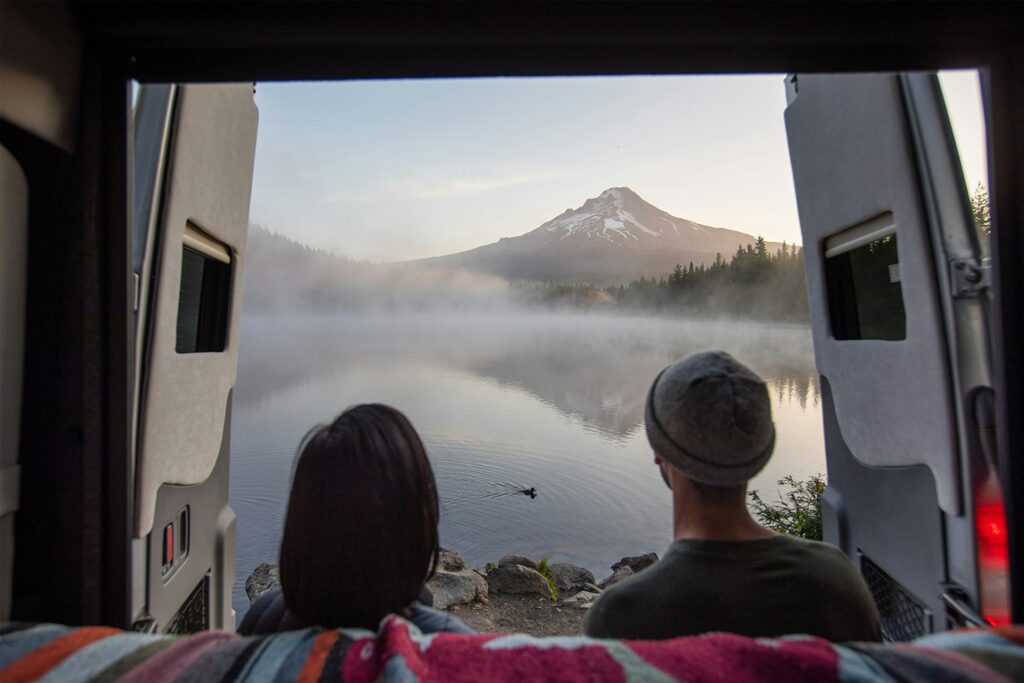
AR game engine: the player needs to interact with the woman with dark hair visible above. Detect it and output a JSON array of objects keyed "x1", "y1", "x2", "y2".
[{"x1": 238, "y1": 404, "x2": 473, "y2": 635}]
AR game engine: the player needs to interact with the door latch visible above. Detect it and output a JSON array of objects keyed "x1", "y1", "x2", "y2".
[{"x1": 950, "y1": 258, "x2": 991, "y2": 298}]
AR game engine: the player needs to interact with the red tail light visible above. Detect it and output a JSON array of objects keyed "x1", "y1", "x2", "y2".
[{"x1": 975, "y1": 489, "x2": 1010, "y2": 626}]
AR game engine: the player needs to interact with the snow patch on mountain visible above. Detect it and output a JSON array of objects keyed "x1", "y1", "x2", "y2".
[{"x1": 532, "y1": 186, "x2": 708, "y2": 247}]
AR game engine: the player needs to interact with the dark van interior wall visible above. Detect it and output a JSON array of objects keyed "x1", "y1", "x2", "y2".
[
  {"x1": 1, "y1": 0, "x2": 131, "y2": 626},
  {"x1": 0, "y1": 146, "x2": 27, "y2": 622},
  {"x1": 1, "y1": 117, "x2": 106, "y2": 624}
]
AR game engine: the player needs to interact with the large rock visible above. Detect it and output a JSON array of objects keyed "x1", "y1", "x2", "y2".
[
  {"x1": 611, "y1": 553, "x2": 660, "y2": 574},
  {"x1": 427, "y1": 568, "x2": 488, "y2": 609},
  {"x1": 486, "y1": 564, "x2": 554, "y2": 598},
  {"x1": 598, "y1": 565, "x2": 634, "y2": 590},
  {"x1": 561, "y1": 590, "x2": 600, "y2": 607},
  {"x1": 548, "y1": 563, "x2": 597, "y2": 595},
  {"x1": 498, "y1": 554, "x2": 539, "y2": 570},
  {"x1": 438, "y1": 548, "x2": 466, "y2": 572},
  {"x1": 245, "y1": 563, "x2": 281, "y2": 604}
]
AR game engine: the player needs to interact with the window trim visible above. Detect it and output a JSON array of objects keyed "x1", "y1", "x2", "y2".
[{"x1": 183, "y1": 222, "x2": 231, "y2": 264}]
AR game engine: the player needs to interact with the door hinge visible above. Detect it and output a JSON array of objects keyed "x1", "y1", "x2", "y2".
[
  {"x1": 950, "y1": 258, "x2": 991, "y2": 298},
  {"x1": 785, "y1": 74, "x2": 799, "y2": 106}
]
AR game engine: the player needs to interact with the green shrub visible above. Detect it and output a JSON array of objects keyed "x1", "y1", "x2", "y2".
[
  {"x1": 485, "y1": 562, "x2": 497, "y2": 573},
  {"x1": 748, "y1": 474, "x2": 826, "y2": 541},
  {"x1": 536, "y1": 558, "x2": 559, "y2": 601}
]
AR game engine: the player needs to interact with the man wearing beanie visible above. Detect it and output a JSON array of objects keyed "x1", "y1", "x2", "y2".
[{"x1": 584, "y1": 351, "x2": 881, "y2": 642}]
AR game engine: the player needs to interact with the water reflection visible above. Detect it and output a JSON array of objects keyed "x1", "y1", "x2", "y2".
[{"x1": 235, "y1": 312, "x2": 819, "y2": 438}]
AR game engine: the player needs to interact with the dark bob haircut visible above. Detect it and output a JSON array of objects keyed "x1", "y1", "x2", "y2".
[{"x1": 279, "y1": 404, "x2": 439, "y2": 629}]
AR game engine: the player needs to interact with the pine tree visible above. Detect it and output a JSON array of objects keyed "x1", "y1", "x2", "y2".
[
  {"x1": 970, "y1": 182, "x2": 991, "y2": 256},
  {"x1": 670, "y1": 263, "x2": 684, "y2": 286},
  {"x1": 754, "y1": 235, "x2": 768, "y2": 259}
]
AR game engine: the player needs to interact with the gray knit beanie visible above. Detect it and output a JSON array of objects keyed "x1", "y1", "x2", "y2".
[{"x1": 645, "y1": 351, "x2": 775, "y2": 486}]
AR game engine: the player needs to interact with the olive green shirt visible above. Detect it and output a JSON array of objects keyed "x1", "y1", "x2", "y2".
[{"x1": 584, "y1": 535, "x2": 881, "y2": 642}]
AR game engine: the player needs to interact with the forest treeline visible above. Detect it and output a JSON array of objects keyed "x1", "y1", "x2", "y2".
[{"x1": 528, "y1": 237, "x2": 810, "y2": 322}]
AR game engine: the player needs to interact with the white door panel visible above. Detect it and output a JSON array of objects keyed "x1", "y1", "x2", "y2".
[
  {"x1": 785, "y1": 73, "x2": 961, "y2": 514},
  {"x1": 135, "y1": 83, "x2": 257, "y2": 537}
]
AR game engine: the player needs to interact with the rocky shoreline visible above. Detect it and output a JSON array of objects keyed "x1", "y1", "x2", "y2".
[{"x1": 245, "y1": 549, "x2": 660, "y2": 636}]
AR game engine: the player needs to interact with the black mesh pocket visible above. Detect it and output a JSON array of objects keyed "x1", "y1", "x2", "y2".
[
  {"x1": 860, "y1": 554, "x2": 931, "y2": 641},
  {"x1": 165, "y1": 571, "x2": 211, "y2": 634}
]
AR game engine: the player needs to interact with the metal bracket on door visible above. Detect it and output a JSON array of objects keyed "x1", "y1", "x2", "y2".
[
  {"x1": 950, "y1": 258, "x2": 991, "y2": 298},
  {"x1": 130, "y1": 614, "x2": 158, "y2": 633},
  {"x1": 942, "y1": 584, "x2": 988, "y2": 628}
]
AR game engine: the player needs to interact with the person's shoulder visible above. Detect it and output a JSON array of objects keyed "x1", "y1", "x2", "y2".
[
  {"x1": 781, "y1": 536, "x2": 882, "y2": 640},
  {"x1": 786, "y1": 536, "x2": 859, "y2": 568},
  {"x1": 238, "y1": 587, "x2": 307, "y2": 635},
  {"x1": 408, "y1": 602, "x2": 475, "y2": 634},
  {"x1": 592, "y1": 579, "x2": 642, "y2": 610},
  {"x1": 781, "y1": 538, "x2": 878, "y2": 600},
  {"x1": 584, "y1": 573, "x2": 658, "y2": 638}
]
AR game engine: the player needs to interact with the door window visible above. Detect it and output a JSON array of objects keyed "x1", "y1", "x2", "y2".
[
  {"x1": 176, "y1": 225, "x2": 232, "y2": 353},
  {"x1": 824, "y1": 215, "x2": 906, "y2": 341}
]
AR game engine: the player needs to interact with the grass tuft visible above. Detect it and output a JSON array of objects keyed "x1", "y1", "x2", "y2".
[{"x1": 536, "y1": 557, "x2": 559, "y2": 601}]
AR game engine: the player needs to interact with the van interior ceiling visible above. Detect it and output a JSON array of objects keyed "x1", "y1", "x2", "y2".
[{"x1": 0, "y1": 0, "x2": 1021, "y2": 635}]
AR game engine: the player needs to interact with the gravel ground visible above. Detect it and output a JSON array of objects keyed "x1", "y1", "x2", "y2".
[{"x1": 446, "y1": 593, "x2": 589, "y2": 637}]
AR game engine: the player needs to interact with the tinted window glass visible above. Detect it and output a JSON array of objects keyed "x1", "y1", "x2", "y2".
[
  {"x1": 825, "y1": 234, "x2": 906, "y2": 340},
  {"x1": 131, "y1": 84, "x2": 174, "y2": 273},
  {"x1": 176, "y1": 246, "x2": 231, "y2": 352}
]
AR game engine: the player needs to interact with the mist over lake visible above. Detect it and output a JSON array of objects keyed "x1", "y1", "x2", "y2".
[{"x1": 229, "y1": 311, "x2": 822, "y2": 617}]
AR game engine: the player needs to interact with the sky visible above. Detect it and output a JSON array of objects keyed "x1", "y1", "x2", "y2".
[{"x1": 249, "y1": 72, "x2": 987, "y2": 263}]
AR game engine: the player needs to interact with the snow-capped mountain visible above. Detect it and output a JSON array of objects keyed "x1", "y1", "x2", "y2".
[
  {"x1": 415, "y1": 188, "x2": 777, "y2": 285},
  {"x1": 515, "y1": 187, "x2": 756, "y2": 253}
]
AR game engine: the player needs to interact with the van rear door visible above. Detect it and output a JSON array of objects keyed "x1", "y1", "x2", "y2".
[
  {"x1": 784, "y1": 73, "x2": 1008, "y2": 638},
  {"x1": 131, "y1": 83, "x2": 258, "y2": 632}
]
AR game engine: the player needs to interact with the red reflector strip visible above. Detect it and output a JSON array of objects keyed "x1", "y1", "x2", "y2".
[
  {"x1": 976, "y1": 502, "x2": 1009, "y2": 564},
  {"x1": 975, "y1": 494, "x2": 1010, "y2": 628}
]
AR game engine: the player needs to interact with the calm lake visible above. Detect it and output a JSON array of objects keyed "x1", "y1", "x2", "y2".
[{"x1": 229, "y1": 311, "x2": 823, "y2": 618}]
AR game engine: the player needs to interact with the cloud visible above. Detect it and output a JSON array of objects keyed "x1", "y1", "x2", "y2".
[{"x1": 323, "y1": 168, "x2": 569, "y2": 204}]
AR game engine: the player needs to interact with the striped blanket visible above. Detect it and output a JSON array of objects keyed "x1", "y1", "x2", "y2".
[{"x1": 2, "y1": 617, "x2": 1022, "y2": 682}]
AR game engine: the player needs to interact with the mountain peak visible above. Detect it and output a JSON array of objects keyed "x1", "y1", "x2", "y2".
[
  {"x1": 418, "y1": 188, "x2": 775, "y2": 285},
  {"x1": 530, "y1": 186, "x2": 688, "y2": 247},
  {"x1": 599, "y1": 186, "x2": 632, "y2": 197},
  {"x1": 598, "y1": 187, "x2": 639, "y2": 203}
]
